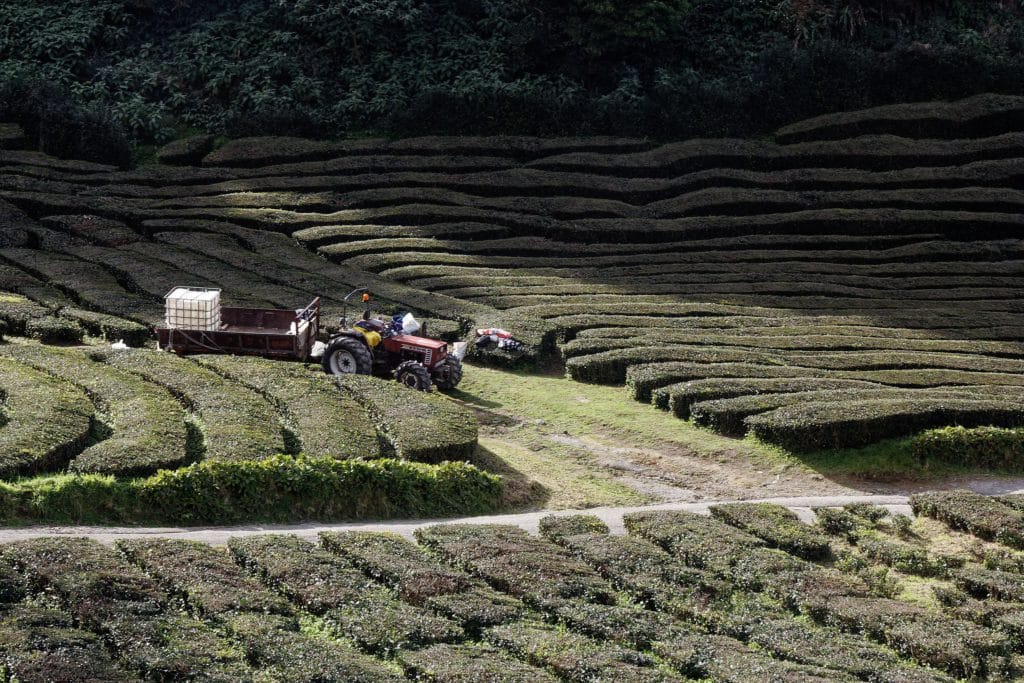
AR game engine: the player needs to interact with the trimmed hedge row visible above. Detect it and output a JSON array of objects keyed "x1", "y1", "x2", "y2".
[
  {"x1": 98, "y1": 349, "x2": 287, "y2": 463},
  {"x1": 690, "y1": 388, "x2": 926, "y2": 436},
  {"x1": 774, "y1": 93, "x2": 1024, "y2": 144},
  {"x1": 539, "y1": 514, "x2": 727, "y2": 621},
  {"x1": 196, "y1": 355, "x2": 382, "y2": 461},
  {"x1": 40, "y1": 214, "x2": 140, "y2": 247},
  {"x1": 0, "y1": 455, "x2": 501, "y2": 524},
  {"x1": 531, "y1": 133, "x2": 1024, "y2": 177},
  {"x1": 227, "y1": 534, "x2": 463, "y2": 655},
  {"x1": 912, "y1": 425, "x2": 1024, "y2": 471},
  {"x1": 733, "y1": 616, "x2": 951, "y2": 683},
  {"x1": 141, "y1": 217, "x2": 492, "y2": 324},
  {"x1": 319, "y1": 531, "x2": 522, "y2": 629},
  {"x1": 653, "y1": 631, "x2": 851, "y2": 683},
  {"x1": 856, "y1": 537, "x2": 960, "y2": 578},
  {"x1": 66, "y1": 153, "x2": 1024, "y2": 203},
  {"x1": 202, "y1": 136, "x2": 652, "y2": 168},
  {"x1": 162, "y1": 187, "x2": 635, "y2": 222},
  {"x1": 0, "y1": 344, "x2": 191, "y2": 477},
  {"x1": 952, "y1": 567, "x2": 1024, "y2": 603},
  {"x1": 709, "y1": 504, "x2": 833, "y2": 560},
  {"x1": 414, "y1": 524, "x2": 616, "y2": 608},
  {"x1": 322, "y1": 532, "x2": 474, "y2": 595},
  {"x1": 0, "y1": 605, "x2": 133, "y2": 682},
  {"x1": 572, "y1": 349, "x2": 793, "y2": 386},
  {"x1": 294, "y1": 221, "x2": 510, "y2": 249},
  {"x1": 911, "y1": 490, "x2": 1024, "y2": 550},
  {"x1": 746, "y1": 398, "x2": 1024, "y2": 452},
  {"x1": 118, "y1": 538, "x2": 294, "y2": 618},
  {"x1": 623, "y1": 510, "x2": 765, "y2": 573},
  {"x1": 118, "y1": 536, "x2": 406, "y2": 682},
  {"x1": 0, "y1": 356, "x2": 94, "y2": 479},
  {"x1": 801, "y1": 595, "x2": 1011, "y2": 678},
  {"x1": 484, "y1": 622, "x2": 674, "y2": 683},
  {"x1": 229, "y1": 534, "x2": 397, "y2": 613},
  {"x1": 0, "y1": 537, "x2": 254, "y2": 680},
  {"x1": 58, "y1": 307, "x2": 149, "y2": 346},
  {"x1": 400, "y1": 642, "x2": 556, "y2": 682},
  {"x1": 334, "y1": 375, "x2": 477, "y2": 463},
  {"x1": 226, "y1": 613, "x2": 403, "y2": 683},
  {"x1": 934, "y1": 591, "x2": 1024, "y2": 654},
  {"x1": 350, "y1": 228, "x2": 1024, "y2": 270},
  {"x1": 130, "y1": 235, "x2": 316, "y2": 310},
  {"x1": 663, "y1": 377, "x2": 880, "y2": 418},
  {"x1": 23, "y1": 315, "x2": 84, "y2": 343},
  {"x1": 575, "y1": 327, "x2": 1024, "y2": 357},
  {"x1": 0, "y1": 247, "x2": 161, "y2": 322},
  {"x1": 646, "y1": 364, "x2": 831, "y2": 408}
]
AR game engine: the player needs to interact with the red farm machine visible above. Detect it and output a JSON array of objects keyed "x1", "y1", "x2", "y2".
[{"x1": 156, "y1": 287, "x2": 463, "y2": 392}]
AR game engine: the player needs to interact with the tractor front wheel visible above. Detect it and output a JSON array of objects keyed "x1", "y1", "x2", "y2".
[
  {"x1": 322, "y1": 337, "x2": 372, "y2": 376},
  {"x1": 432, "y1": 357, "x2": 463, "y2": 391},
  {"x1": 396, "y1": 361, "x2": 432, "y2": 392}
]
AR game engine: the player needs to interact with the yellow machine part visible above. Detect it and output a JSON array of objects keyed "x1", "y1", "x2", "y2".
[{"x1": 358, "y1": 329, "x2": 382, "y2": 347}]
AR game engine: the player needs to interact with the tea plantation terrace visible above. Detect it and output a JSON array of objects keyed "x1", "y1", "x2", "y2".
[
  {"x1": 0, "y1": 493, "x2": 1021, "y2": 680},
  {"x1": 0, "y1": 93, "x2": 1023, "y2": 454}
]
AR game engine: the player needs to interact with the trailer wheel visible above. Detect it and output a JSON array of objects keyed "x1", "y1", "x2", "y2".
[
  {"x1": 396, "y1": 361, "x2": 432, "y2": 392},
  {"x1": 322, "y1": 337, "x2": 372, "y2": 376},
  {"x1": 432, "y1": 357, "x2": 463, "y2": 391}
]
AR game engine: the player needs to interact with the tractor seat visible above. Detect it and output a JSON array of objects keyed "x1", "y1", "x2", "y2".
[{"x1": 355, "y1": 319, "x2": 386, "y2": 333}]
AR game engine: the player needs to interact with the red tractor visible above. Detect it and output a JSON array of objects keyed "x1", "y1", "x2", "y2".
[{"x1": 320, "y1": 288, "x2": 463, "y2": 392}]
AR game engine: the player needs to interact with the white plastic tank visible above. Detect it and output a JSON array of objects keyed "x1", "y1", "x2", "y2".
[{"x1": 165, "y1": 287, "x2": 221, "y2": 330}]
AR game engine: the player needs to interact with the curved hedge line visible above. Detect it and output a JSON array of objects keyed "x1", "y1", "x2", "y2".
[
  {"x1": 98, "y1": 349, "x2": 287, "y2": 463},
  {"x1": 335, "y1": 375, "x2": 478, "y2": 464},
  {"x1": 912, "y1": 426, "x2": 1024, "y2": 471},
  {"x1": 0, "y1": 356, "x2": 94, "y2": 478},
  {"x1": 195, "y1": 355, "x2": 383, "y2": 461},
  {"x1": 0, "y1": 344, "x2": 191, "y2": 477},
  {"x1": 747, "y1": 398, "x2": 1024, "y2": 453},
  {"x1": 0, "y1": 455, "x2": 502, "y2": 525},
  {"x1": 774, "y1": 94, "x2": 1024, "y2": 144}
]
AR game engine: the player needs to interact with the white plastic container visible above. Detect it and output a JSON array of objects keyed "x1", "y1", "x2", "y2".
[{"x1": 164, "y1": 287, "x2": 221, "y2": 330}]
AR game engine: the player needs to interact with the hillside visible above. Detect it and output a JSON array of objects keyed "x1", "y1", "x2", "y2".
[{"x1": 1, "y1": 94, "x2": 1023, "y2": 465}]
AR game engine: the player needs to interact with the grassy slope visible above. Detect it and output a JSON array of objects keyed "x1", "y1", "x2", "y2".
[
  {"x1": 451, "y1": 365, "x2": 1024, "y2": 510},
  {"x1": 452, "y1": 365, "x2": 796, "y2": 509}
]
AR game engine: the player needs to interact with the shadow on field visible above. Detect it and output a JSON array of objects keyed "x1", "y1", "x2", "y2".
[{"x1": 470, "y1": 444, "x2": 551, "y2": 511}]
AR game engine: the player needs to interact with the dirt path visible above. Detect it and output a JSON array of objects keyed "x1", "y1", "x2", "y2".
[
  {"x1": 2, "y1": 486, "x2": 1021, "y2": 545},
  {"x1": 454, "y1": 367, "x2": 1024, "y2": 509}
]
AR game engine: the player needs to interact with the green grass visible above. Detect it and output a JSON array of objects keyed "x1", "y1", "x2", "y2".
[
  {"x1": 449, "y1": 365, "x2": 806, "y2": 508},
  {"x1": 453, "y1": 365, "x2": 777, "y2": 459},
  {"x1": 473, "y1": 439, "x2": 646, "y2": 511},
  {"x1": 452, "y1": 365, "x2": 1024, "y2": 498}
]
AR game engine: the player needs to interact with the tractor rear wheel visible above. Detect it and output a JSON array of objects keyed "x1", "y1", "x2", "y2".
[
  {"x1": 396, "y1": 361, "x2": 432, "y2": 392},
  {"x1": 432, "y1": 357, "x2": 463, "y2": 391},
  {"x1": 322, "y1": 337, "x2": 372, "y2": 376}
]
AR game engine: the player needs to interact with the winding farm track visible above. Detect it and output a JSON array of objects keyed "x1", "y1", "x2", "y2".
[{"x1": 4, "y1": 483, "x2": 1023, "y2": 545}]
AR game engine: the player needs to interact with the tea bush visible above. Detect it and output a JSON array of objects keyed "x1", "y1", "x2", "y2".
[
  {"x1": 1, "y1": 496, "x2": 1023, "y2": 679},
  {"x1": 912, "y1": 425, "x2": 1024, "y2": 470},
  {"x1": 3, "y1": 0, "x2": 1023, "y2": 142}
]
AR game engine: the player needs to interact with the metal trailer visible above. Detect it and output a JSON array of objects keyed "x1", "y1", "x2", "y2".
[{"x1": 157, "y1": 296, "x2": 321, "y2": 360}]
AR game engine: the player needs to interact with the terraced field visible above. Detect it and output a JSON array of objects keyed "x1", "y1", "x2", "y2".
[
  {"x1": 0, "y1": 493, "x2": 1021, "y2": 681},
  {"x1": 0, "y1": 344, "x2": 476, "y2": 479},
  {"x1": 2, "y1": 93, "x2": 1023, "y2": 460},
  {"x1": 0, "y1": 336, "x2": 492, "y2": 525}
]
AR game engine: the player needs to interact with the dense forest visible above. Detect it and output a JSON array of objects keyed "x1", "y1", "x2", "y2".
[{"x1": 2, "y1": 0, "x2": 1023, "y2": 164}]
